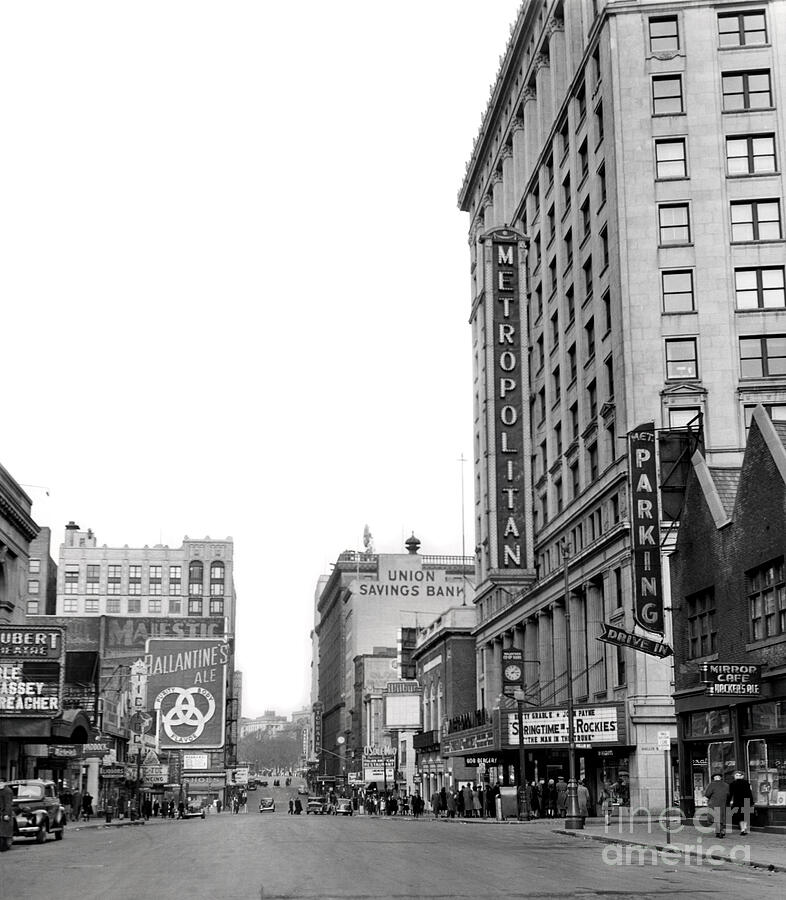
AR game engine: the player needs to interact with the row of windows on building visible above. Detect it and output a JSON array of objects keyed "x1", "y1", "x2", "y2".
[
  {"x1": 28, "y1": 595, "x2": 225, "y2": 617},
  {"x1": 686, "y1": 555, "x2": 786, "y2": 659},
  {"x1": 60, "y1": 561, "x2": 226, "y2": 596},
  {"x1": 477, "y1": 570, "x2": 629, "y2": 695}
]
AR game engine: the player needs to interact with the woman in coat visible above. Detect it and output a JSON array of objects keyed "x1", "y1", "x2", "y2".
[{"x1": 577, "y1": 780, "x2": 590, "y2": 818}]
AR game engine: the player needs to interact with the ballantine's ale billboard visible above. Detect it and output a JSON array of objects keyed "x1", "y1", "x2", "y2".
[
  {"x1": 145, "y1": 638, "x2": 229, "y2": 750},
  {"x1": 628, "y1": 422, "x2": 665, "y2": 634}
]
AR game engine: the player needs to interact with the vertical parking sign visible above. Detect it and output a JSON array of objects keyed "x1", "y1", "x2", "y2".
[{"x1": 145, "y1": 638, "x2": 229, "y2": 750}]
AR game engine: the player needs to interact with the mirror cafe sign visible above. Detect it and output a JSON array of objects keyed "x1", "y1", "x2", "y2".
[{"x1": 0, "y1": 627, "x2": 63, "y2": 716}]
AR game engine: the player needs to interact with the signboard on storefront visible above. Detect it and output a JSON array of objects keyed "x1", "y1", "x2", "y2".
[
  {"x1": 183, "y1": 753, "x2": 209, "y2": 770},
  {"x1": 182, "y1": 771, "x2": 226, "y2": 790},
  {"x1": 0, "y1": 627, "x2": 64, "y2": 716},
  {"x1": 628, "y1": 423, "x2": 665, "y2": 634},
  {"x1": 100, "y1": 764, "x2": 126, "y2": 778},
  {"x1": 145, "y1": 638, "x2": 229, "y2": 750},
  {"x1": 700, "y1": 663, "x2": 761, "y2": 695},
  {"x1": 465, "y1": 754, "x2": 503, "y2": 767},
  {"x1": 598, "y1": 623, "x2": 672, "y2": 658},
  {"x1": 505, "y1": 706, "x2": 620, "y2": 746}
]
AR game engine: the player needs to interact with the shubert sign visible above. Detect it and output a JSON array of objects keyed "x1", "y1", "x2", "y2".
[
  {"x1": 0, "y1": 627, "x2": 63, "y2": 716},
  {"x1": 145, "y1": 638, "x2": 228, "y2": 750}
]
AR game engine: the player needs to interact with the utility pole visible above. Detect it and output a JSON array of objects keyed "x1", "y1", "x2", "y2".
[{"x1": 561, "y1": 538, "x2": 584, "y2": 830}]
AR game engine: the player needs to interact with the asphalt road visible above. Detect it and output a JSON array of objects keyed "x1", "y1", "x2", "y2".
[{"x1": 1, "y1": 810, "x2": 783, "y2": 900}]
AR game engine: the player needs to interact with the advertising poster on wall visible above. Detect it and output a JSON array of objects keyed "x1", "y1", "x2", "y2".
[{"x1": 145, "y1": 638, "x2": 229, "y2": 750}]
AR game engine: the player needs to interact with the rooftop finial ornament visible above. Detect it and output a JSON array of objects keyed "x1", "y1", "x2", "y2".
[
  {"x1": 405, "y1": 533, "x2": 421, "y2": 555},
  {"x1": 362, "y1": 524, "x2": 375, "y2": 555}
]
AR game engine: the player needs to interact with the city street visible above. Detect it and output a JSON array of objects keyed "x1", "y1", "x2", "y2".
[{"x1": 1, "y1": 812, "x2": 783, "y2": 900}]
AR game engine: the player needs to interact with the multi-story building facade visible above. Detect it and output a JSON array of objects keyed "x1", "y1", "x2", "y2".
[
  {"x1": 55, "y1": 522, "x2": 236, "y2": 629},
  {"x1": 457, "y1": 0, "x2": 786, "y2": 808},
  {"x1": 0, "y1": 463, "x2": 38, "y2": 626},
  {"x1": 25, "y1": 526, "x2": 57, "y2": 616},
  {"x1": 412, "y1": 605, "x2": 478, "y2": 800},
  {"x1": 314, "y1": 536, "x2": 473, "y2": 782},
  {"x1": 671, "y1": 406, "x2": 786, "y2": 825}
]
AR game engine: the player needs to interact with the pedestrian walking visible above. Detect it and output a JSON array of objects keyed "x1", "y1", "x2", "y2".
[
  {"x1": 0, "y1": 780, "x2": 13, "y2": 852},
  {"x1": 729, "y1": 771, "x2": 754, "y2": 835},
  {"x1": 556, "y1": 776, "x2": 568, "y2": 816},
  {"x1": 446, "y1": 790, "x2": 455, "y2": 819},
  {"x1": 72, "y1": 789, "x2": 82, "y2": 822},
  {"x1": 294, "y1": 797, "x2": 302, "y2": 815},
  {"x1": 169, "y1": 799, "x2": 176, "y2": 818},
  {"x1": 577, "y1": 780, "x2": 590, "y2": 818},
  {"x1": 430, "y1": 789, "x2": 440, "y2": 819},
  {"x1": 288, "y1": 798, "x2": 294, "y2": 815},
  {"x1": 704, "y1": 774, "x2": 730, "y2": 838},
  {"x1": 82, "y1": 792, "x2": 93, "y2": 822},
  {"x1": 216, "y1": 798, "x2": 222, "y2": 814},
  {"x1": 529, "y1": 781, "x2": 540, "y2": 818}
]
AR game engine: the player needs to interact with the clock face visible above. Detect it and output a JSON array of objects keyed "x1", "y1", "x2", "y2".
[{"x1": 504, "y1": 664, "x2": 522, "y2": 682}]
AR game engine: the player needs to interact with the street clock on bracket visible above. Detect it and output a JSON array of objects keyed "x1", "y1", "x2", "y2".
[{"x1": 502, "y1": 648, "x2": 524, "y2": 691}]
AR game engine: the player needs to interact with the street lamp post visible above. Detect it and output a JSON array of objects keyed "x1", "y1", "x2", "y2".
[{"x1": 560, "y1": 539, "x2": 584, "y2": 830}]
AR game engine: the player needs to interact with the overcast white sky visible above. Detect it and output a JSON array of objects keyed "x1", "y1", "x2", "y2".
[{"x1": 0, "y1": 1, "x2": 521, "y2": 717}]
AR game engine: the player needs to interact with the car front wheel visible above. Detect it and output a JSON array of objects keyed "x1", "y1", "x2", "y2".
[
  {"x1": 54, "y1": 826, "x2": 64, "y2": 840},
  {"x1": 35, "y1": 824, "x2": 46, "y2": 844}
]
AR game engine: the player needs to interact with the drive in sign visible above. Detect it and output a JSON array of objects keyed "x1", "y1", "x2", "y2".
[{"x1": 145, "y1": 638, "x2": 229, "y2": 750}]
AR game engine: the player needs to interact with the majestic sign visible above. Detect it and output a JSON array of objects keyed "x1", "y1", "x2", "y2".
[
  {"x1": 505, "y1": 706, "x2": 619, "y2": 746},
  {"x1": 598, "y1": 623, "x2": 672, "y2": 658},
  {"x1": 700, "y1": 663, "x2": 761, "y2": 696},
  {"x1": 489, "y1": 229, "x2": 528, "y2": 570},
  {"x1": 145, "y1": 638, "x2": 229, "y2": 749},
  {"x1": 0, "y1": 627, "x2": 63, "y2": 715},
  {"x1": 628, "y1": 423, "x2": 665, "y2": 634}
]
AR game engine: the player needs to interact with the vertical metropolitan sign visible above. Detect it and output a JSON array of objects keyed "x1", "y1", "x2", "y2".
[
  {"x1": 145, "y1": 638, "x2": 228, "y2": 750},
  {"x1": 490, "y1": 228, "x2": 528, "y2": 569},
  {"x1": 628, "y1": 422, "x2": 664, "y2": 634}
]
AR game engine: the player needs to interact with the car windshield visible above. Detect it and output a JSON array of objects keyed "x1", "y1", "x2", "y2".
[{"x1": 11, "y1": 784, "x2": 44, "y2": 801}]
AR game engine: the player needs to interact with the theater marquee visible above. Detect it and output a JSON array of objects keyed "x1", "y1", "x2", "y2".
[
  {"x1": 0, "y1": 626, "x2": 63, "y2": 716},
  {"x1": 486, "y1": 228, "x2": 529, "y2": 570}
]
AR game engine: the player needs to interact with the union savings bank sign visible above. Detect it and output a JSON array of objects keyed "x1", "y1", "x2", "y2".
[{"x1": 485, "y1": 228, "x2": 530, "y2": 570}]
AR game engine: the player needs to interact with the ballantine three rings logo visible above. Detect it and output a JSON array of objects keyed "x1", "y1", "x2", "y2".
[{"x1": 154, "y1": 686, "x2": 216, "y2": 744}]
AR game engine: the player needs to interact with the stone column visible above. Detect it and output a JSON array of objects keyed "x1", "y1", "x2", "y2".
[
  {"x1": 552, "y1": 601, "x2": 567, "y2": 705},
  {"x1": 533, "y1": 54, "x2": 551, "y2": 160},
  {"x1": 571, "y1": 589, "x2": 588, "y2": 699},
  {"x1": 524, "y1": 617, "x2": 539, "y2": 704},
  {"x1": 491, "y1": 638, "x2": 503, "y2": 704},
  {"x1": 587, "y1": 579, "x2": 606, "y2": 695},
  {"x1": 547, "y1": 17, "x2": 567, "y2": 121},
  {"x1": 511, "y1": 118, "x2": 526, "y2": 213},
  {"x1": 500, "y1": 145, "x2": 515, "y2": 225},
  {"x1": 522, "y1": 87, "x2": 539, "y2": 188},
  {"x1": 491, "y1": 171, "x2": 505, "y2": 229},
  {"x1": 537, "y1": 608, "x2": 553, "y2": 705}
]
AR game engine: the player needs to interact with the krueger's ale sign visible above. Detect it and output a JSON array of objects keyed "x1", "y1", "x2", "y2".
[
  {"x1": 629, "y1": 422, "x2": 664, "y2": 634},
  {"x1": 490, "y1": 228, "x2": 528, "y2": 569}
]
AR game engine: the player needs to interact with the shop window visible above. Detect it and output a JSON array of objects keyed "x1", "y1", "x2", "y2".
[
  {"x1": 686, "y1": 709, "x2": 731, "y2": 736},
  {"x1": 747, "y1": 738, "x2": 786, "y2": 807}
]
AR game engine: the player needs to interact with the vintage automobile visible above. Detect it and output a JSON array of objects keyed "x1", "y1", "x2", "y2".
[
  {"x1": 9, "y1": 779, "x2": 66, "y2": 843},
  {"x1": 297, "y1": 785, "x2": 309, "y2": 796},
  {"x1": 333, "y1": 798, "x2": 353, "y2": 816},
  {"x1": 258, "y1": 796, "x2": 275, "y2": 813},
  {"x1": 306, "y1": 796, "x2": 327, "y2": 815}
]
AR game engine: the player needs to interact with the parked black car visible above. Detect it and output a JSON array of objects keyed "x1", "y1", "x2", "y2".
[{"x1": 9, "y1": 780, "x2": 66, "y2": 843}]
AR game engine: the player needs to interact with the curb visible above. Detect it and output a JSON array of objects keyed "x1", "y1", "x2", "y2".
[{"x1": 556, "y1": 827, "x2": 786, "y2": 873}]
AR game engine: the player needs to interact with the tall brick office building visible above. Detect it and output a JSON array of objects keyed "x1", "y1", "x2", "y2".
[
  {"x1": 671, "y1": 406, "x2": 786, "y2": 825},
  {"x1": 457, "y1": 0, "x2": 786, "y2": 808}
]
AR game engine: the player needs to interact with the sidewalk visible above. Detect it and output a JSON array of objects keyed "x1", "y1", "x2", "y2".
[{"x1": 557, "y1": 817, "x2": 786, "y2": 873}]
